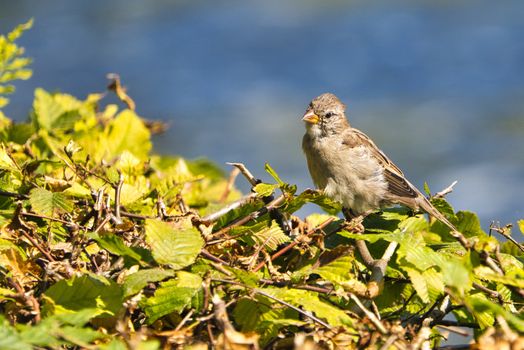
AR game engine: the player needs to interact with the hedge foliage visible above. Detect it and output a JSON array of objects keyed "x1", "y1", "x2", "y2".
[{"x1": 0, "y1": 20, "x2": 523, "y2": 350}]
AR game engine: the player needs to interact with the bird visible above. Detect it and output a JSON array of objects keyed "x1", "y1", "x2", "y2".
[{"x1": 301, "y1": 93, "x2": 465, "y2": 243}]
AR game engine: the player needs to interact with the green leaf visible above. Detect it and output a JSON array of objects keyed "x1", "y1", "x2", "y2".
[
  {"x1": 423, "y1": 182, "x2": 431, "y2": 197},
  {"x1": 6, "y1": 19, "x2": 33, "y2": 42},
  {"x1": 141, "y1": 271, "x2": 202, "y2": 322},
  {"x1": 105, "y1": 110, "x2": 151, "y2": 160},
  {"x1": 123, "y1": 268, "x2": 175, "y2": 297},
  {"x1": 253, "y1": 183, "x2": 278, "y2": 197},
  {"x1": 455, "y1": 211, "x2": 486, "y2": 238},
  {"x1": 264, "y1": 163, "x2": 284, "y2": 186},
  {"x1": 57, "y1": 326, "x2": 104, "y2": 347},
  {"x1": 518, "y1": 219, "x2": 524, "y2": 236},
  {"x1": 243, "y1": 220, "x2": 290, "y2": 252},
  {"x1": 233, "y1": 297, "x2": 300, "y2": 346},
  {"x1": 32, "y1": 89, "x2": 82, "y2": 131},
  {"x1": 145, "y1": 219, "x2": 203, "y2": 269},
  {"x1": 285, "y1": 189, "x2": 341, "y2": 214},
  {"x1": 45, "y1": 274, "x2": 123, "y2": 315},
  {"x1": 309, "y1": 255, "x2": 355, "y2": 284},
  {"x1": 404, "y1": 267, "x2": 429, "y2": 303},
  {"x1": 265, "y1": 288, "x2": 353, "y2": 327},
  {"x1": 29, "y1": 187, "x2": 73, "y2": 216},
  {"x1": 90, "y1": 233, "x2": 143, "y2": 265},
  {"x1": 468, "y1": 294, "x2": 524, "y2": 332},
  {"x1": 0, "y1": 317, "x2": 32, "y2": 350}
]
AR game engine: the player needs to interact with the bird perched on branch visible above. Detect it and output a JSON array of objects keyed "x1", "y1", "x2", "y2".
[{"x1": 301, "y1": 93, "x2": 465, "y2": 242}]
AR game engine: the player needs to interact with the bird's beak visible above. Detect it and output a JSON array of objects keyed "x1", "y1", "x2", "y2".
[{"x1": 302, "y1": 110, "x2": 319, "y2": 124}]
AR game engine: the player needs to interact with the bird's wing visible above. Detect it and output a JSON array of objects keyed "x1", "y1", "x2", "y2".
[{"x1": 343, "y1": 129, "x2": 418, "y2": 198}]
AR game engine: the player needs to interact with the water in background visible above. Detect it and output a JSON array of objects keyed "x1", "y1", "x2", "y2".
[{"x1": 1, "y1": 0, "x2": 524, "y2": 229}]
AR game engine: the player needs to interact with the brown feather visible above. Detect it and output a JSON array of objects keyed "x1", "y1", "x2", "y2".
[{"x1": 343, "y1": 129, "x2": 417, "y2": 198}]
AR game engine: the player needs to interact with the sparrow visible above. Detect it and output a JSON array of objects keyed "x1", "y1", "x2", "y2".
[{"x1": 301, "y1": 93, "x2": 462, "y2": 238}]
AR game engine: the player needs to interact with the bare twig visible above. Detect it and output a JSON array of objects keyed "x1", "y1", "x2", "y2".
[
  {"x1": 0, "y1": 189, "x2": 29, "y2": 200},
  {"x1": 433, "y1": 181, "x2": 458, "y2": 199},
  {"x1": 19, "y1": 229, "x2": 55, "y2": 262},
  {"x1": 226, "y1": 162, "x2": 258, "y2": 187},
  {"x1": 107, "y1": 73, "x2": 136, "y2": 111},
  {"x1": 7, "y1": 277, "x2": 41, "y2": 323},
  {"x1": 349, "y1": 293, "x2": 387, "y2": 334},
  {"x1": 120, "y1": 210, "x2": 154, "y2": 220},
  {"x1": 411, "y1": 318, "x2": 431, "y2": 350},
  {"x1": 211, "y1": 194, "x2": 285, "y2": 239},
  {"x1": 20, "y1": 211, "x2": 81, "y2": 229},
  {"x1": 201, "y1": 249, "x2": 229, "y2": 265},
  {"x1": 490, "y1": 222, "x2": 524, "y2": 253},
  {"x1": 220, "y1": 167, "x2": 241, "y2": 203},
  {"x1": 435, "y1": 320, "x2": 479, "y2": 329},
  {"x1": 379, "y1": 335, "x2": 398, "y2": 350},
  {"x1": 113, "y1": 171, "x2": 124, "y2": 223},
  {"x1": 200, "y1": 193, "x2": 258, "y2": 225},
  {"x1": 174, "y1": 310, "x2": 194, "y2": 331},
  {"x1": 212, "y1": 278, "x2": 332, "y2": 329},
  {"x1": 472, "y1": 282, "x2": 503, "y2": 303},
  {"x1": 381, "y1": 242, "x2": 398, "y2": 261}
]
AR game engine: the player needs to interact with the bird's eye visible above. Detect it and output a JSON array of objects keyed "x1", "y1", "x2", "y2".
[{"x1": 325, "y1": 112, "x2": 335, "y2": 118}]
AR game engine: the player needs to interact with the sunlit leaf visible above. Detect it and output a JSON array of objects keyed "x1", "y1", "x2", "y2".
[
  {"x1": 123, "y1": 268, "x2": 175, "y2": 297},
  {"x1": 145, "y1": 219, "x2": 203, "y2": 269},
  {"x1": 141, "y1": 271, "x2": 202, "y2": 322},
  {"x1": 29, "y1": 187, "x2": 73, "y2": 216},
  {"x1": 45, "y1": 274, "x2": 123, "y2": 315}
]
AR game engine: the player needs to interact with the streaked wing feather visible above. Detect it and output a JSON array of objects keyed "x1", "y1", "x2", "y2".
[{"x1": 344, "y1": 129, "x2": 418, "y2": 199}]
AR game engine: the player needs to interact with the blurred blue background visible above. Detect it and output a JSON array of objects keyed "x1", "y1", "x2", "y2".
[{"x1": 1, "y1": 0, "x2": 523, "y2": 230}]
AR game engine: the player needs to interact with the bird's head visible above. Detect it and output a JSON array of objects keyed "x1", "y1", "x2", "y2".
[{"x1": 302, "y1": 93, "x2": 349, "y2": 138}]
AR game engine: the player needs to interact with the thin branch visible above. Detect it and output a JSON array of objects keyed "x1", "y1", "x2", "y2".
[
  {"x1": 0, "y1": 189, "x2": 29, "y2": 200},
  {"x1": 113, "y1": 171, "x2": 124, "y2": 223},
  {"x1": 174, "y1": 310, "x2": 194, "y2": 331},
  {"x1": 379, "y1": 335, "x2": 398, "y2": 350},
  {"x1": 212, "y1": 278, "x2": 332, "y2": 329},
  {"x1": 490, "y1": 222, "x2": 524, "y2": 253},
  {"x1": 349, "y1": 293, "x2": 387, "y2": 334},
  {"x1": 211, "y1": 194, "x2": 285, "y2": 239},
  {"x1": 226, "y1": 162, "x2": 258, "y2": 187},
  {"x1": 200, "y1": 193, "x2": 258, "y2": 225},
  {"x1": 200, "y1": 249, "x2": 229, "y2": 265},
  {"x1": 21, "y1": 211, "x2": 81, "y2": 229},
  {"x1": 255, "y1": 288, "x2": 332, "y2": 329},
  {"x1": 381, "y1": 241, "x2": 398, "y2": 261},
  {"x1": 434, "y1": 320, "x2": 479, "y2": 329},
  {"x1": 433, "y1": 181, "x2": 458, "y2": 199},
  {"x1": 220, "y1": 167, "x2": 240, "y2": 203},
  {"x1": 19, "y1": 229, "x2": 55, "y2": 262},
  {"x1": 7, "y1": 277, "x2": 41, "y2": 323},
  {"x1": 119, "y1": 210, "x2": 154, "y2": 220}
]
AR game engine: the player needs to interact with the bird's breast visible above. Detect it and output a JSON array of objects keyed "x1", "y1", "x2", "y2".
[{"x1": 303, "y1": 134, "x2": 389, "y2": 213}]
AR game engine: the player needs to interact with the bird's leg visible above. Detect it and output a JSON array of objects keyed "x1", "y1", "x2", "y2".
[{"x1": 341, "y1": 208, "x2": 370, "y2": 233}]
